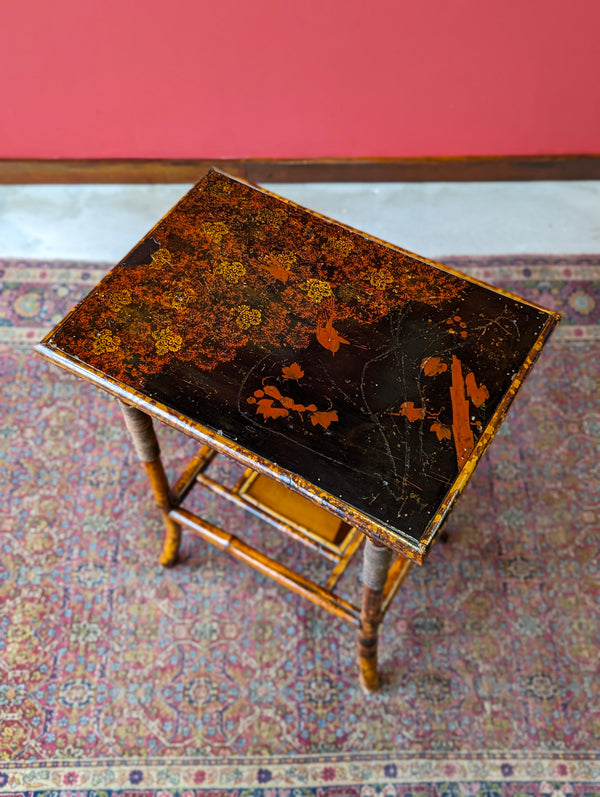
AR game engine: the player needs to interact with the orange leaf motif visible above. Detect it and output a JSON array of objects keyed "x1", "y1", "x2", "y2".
[
  {"x1": 255, "y1": 399, "x2": 289, "y2": 420},
  {"x1": 264, "y1": 384, "x2": 284, "y2": 400},
  {"x1": 430, "y1": 421, "x2": 452, "y2": 440},
  {"x1": 261, "y1": 383, "x2": 309, "y2": 414},
  {"x1": 282, "y1": 362, "x2": 304, "y2": 380},
  {"x1": 465, "y1": 372, "x2": 489, "y2": 408},
  {"x1": 316, "y1": 318, "x2": 349, "y2": 355},
  {"x1": 399, "y1": 402, "x2": 426, "y2": 422},
  {"x1": 421, "y1": 356, "x2": 448, "y2": 376},
  {"x1": 310, "y1": 410, "x2": 339, "y2": 429},
  {"x1": 261, "y1": 262, "x2": 290, "y2": 283}
]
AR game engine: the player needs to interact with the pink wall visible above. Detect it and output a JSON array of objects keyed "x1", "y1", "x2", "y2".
[{"x1": 2, "y1": 0, "x2": 599, "y2": 159}]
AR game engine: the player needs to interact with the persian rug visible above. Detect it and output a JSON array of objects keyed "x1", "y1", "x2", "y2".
[{"x1": 0, "y1": 255, "x2": 598, "y2": 796}]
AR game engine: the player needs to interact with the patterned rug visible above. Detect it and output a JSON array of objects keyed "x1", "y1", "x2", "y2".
[{"x1": 0, "y1": 255, "x2": 598, "y2": 795}]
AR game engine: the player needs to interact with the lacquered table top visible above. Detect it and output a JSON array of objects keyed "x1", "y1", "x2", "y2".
[{"x1": 37, "y1": 170, "x2": 559, "y2": 561}]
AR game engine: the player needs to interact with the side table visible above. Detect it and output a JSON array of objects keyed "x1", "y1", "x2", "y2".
[{"x1": 36, "y1": 170, "x2": 559, "y2": 691}]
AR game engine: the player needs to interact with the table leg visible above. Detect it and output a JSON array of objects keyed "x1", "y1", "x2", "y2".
[
  {"x1": 119, "y1": 402, "x2": 181, "y2": 567},
  {"x1": 358, "y1": 537, "x2": 393, "y2": 692}
]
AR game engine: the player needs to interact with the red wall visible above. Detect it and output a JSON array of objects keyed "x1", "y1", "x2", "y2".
[{"x1": 2, "y1": 0, "x2": 599, "y2": 159}]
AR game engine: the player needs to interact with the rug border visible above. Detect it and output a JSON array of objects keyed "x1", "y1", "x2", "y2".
[{"x1": 1, "y1": 751, "x2": 599, "y2": 792}]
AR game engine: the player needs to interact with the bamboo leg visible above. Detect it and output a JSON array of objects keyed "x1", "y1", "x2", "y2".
[
  {"x1": 119, "y1": 402, "x2": 181, "y2": 567},
  {"x1": 358, "y1": 537, "x2": 393, "y2": 692}
]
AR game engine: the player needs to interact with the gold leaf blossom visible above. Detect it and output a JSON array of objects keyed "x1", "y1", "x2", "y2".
[
  {"x1": 152, "y1": 327, "x2": 183, "y2": 355},
  {"x1": 257, "y1": 208, "x2": 288, "y2": 228},
  {"x1": 235, "y1": 305, "x2": 262, "y2": 330},
  {"x1": 214, "y1": 260, "x2": 246, "y2": 283},
  {"x1": 105, "y1": 289, "x2": 132, "y2": 312},
  {"x1": 365, "y1": 268, "x2": 394, "y2": 291},
  {"x1": 200, "y1": 221, "x2": 230, "y2": 243},
  {"x1": 150, "y1": 248, "x2": 172, "y2": 268},
  {"x1": 323, "y1": 237, "x2": 354, "y2": 258},
  {"x1": 92, "y1": 328, "x2": 121, "y2": 354},
  {"x1": 298, "y1": 278, "x2": 333, "y2": 304},
  {"x1": 271, "y1": 251, "x2": 297, "y2": 268}
]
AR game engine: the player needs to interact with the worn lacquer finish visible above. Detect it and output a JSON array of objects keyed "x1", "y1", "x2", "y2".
[{"x1": 37, "y1": 169, "x2": 559, "y2": 561}]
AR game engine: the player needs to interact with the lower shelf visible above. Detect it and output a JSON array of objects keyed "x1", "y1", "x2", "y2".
[
  {"x1": 169, "y1": 446, "x2": 414, "y2": 626},
  {"x1": 240, "y1": 470, "x2": 351, "y2": 546}
]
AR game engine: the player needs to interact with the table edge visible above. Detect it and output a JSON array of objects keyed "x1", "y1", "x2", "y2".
[{"x1": 35, "y1": 305, "x2": 559, "y2": 564}]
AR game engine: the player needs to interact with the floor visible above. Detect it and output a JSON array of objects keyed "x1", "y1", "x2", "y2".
[{"x1": 1, "y1": 180, "x2": 599, "y2": 261}]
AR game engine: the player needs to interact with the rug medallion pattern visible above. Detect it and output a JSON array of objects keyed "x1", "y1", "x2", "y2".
[{"x1": 0, "y1": 256, "x2": 598, "y2": 794}]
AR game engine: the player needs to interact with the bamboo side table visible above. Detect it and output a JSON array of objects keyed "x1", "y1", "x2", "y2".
[{"x1": 36, "y1": 170, "x2": 558, "y2": 691}]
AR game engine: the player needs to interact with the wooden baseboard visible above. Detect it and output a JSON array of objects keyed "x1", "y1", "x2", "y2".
[{"x1": 1, "y1": 155, "x2": 599, "y2": 184}]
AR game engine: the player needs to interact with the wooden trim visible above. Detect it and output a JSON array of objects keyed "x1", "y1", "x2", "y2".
[
  {"x1": 193, "y1": 470, "x2": 342, "y2": 563},
  {"x1": 2, "y1": 155, "x2": 600, "y2": 184},
  {"x1": 170, "y1": 507, "x2": 362, "y2": 626}
]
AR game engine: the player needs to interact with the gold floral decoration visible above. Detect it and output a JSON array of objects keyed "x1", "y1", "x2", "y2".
[
  {"x1": 271, "y1": 251, "x2": 297, "y2": 268},
  {"x1": 200, "y1": 221, "x2": 230, "y2": 243},
  {"x1": 298, "y1": 278, "x2": 333, "y2": 304},
  {"x1": 152, "y1": 327, "x2": 183, "y2": 355},
  {"x1": 323, "y1": 237, "x2": 354, "y2": 258},
  {"x1": 214, "y1": 260, "x2": 246, "y2": 284},
  {"x1": 105, "y1": 289, "x2": 132, "y2": 312},
  {"x1": 366, "y1": 268, "x2": 394, "y2": 291},
  {"x1": 257, "y1": 208, "x2": 288, "y2": 228},
  {"x1": 150, "y1": 248, "x2": 172, "y2": 268},
  {"x1": 92, "y1": 328, "x2": 121, "y2": 354},
  {"x1": 235, "y1": 305, "x2": 262, "y2": 330}
]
